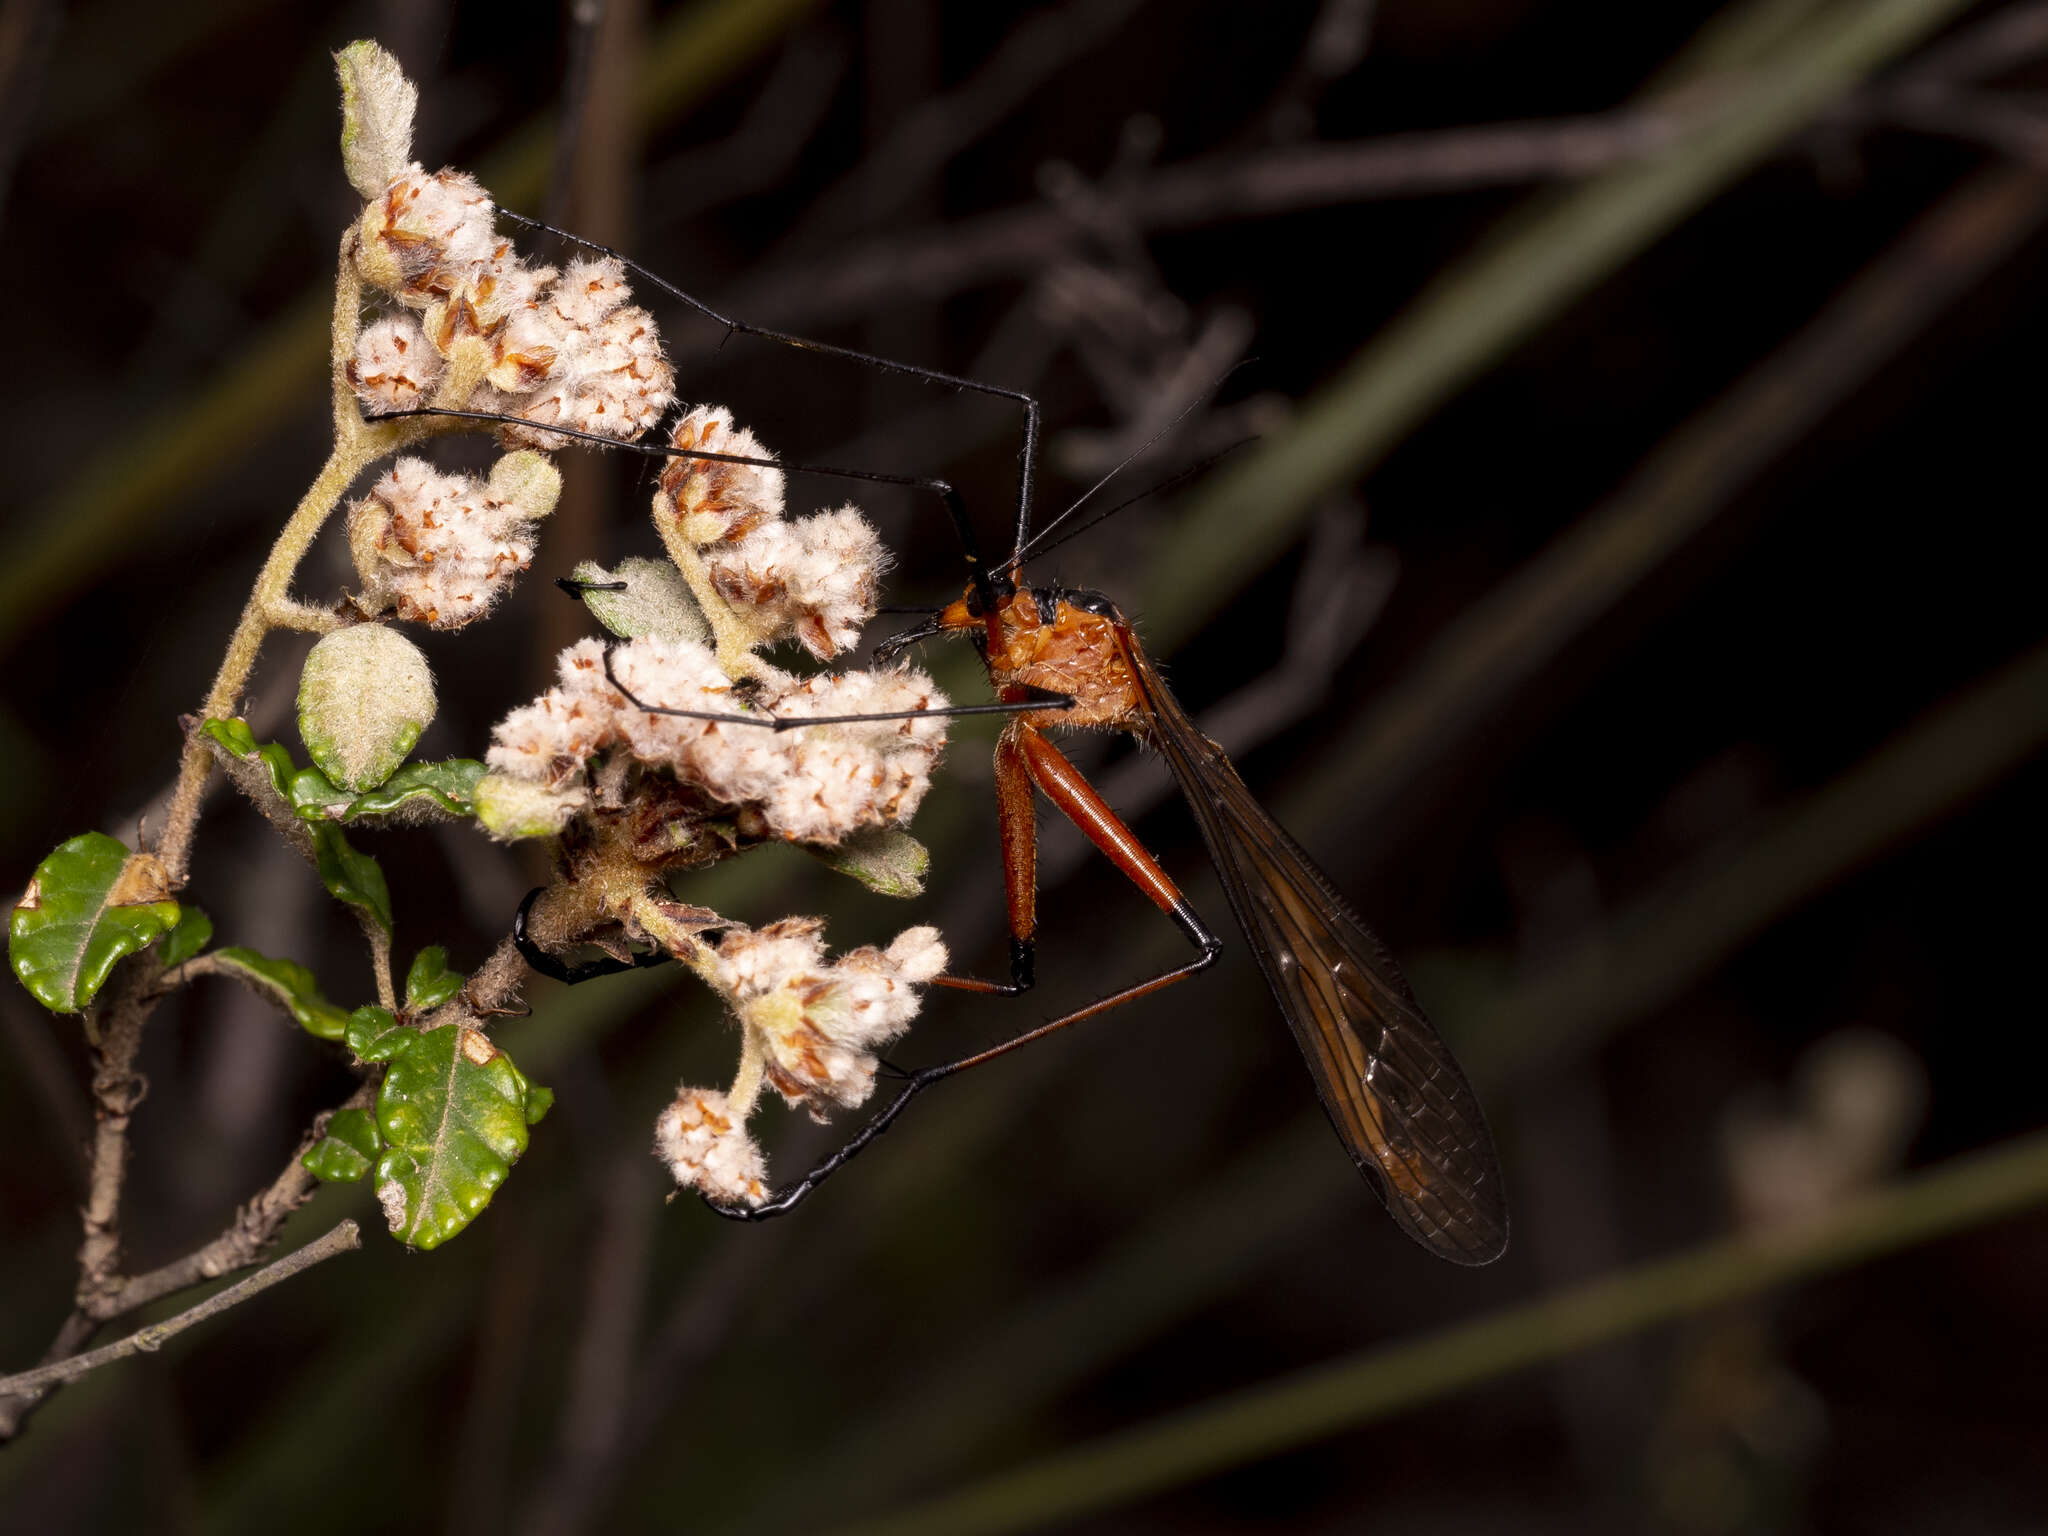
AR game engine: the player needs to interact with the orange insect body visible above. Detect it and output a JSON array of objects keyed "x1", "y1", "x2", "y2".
[{"x1": 935, "y1": 589, "x2": 1141, "y2": 732}]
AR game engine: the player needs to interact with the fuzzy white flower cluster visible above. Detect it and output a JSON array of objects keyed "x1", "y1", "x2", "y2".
[
  {"x1": 715, "y1": 917, "x2": 947, "y2": 1114},
  {"x1": 659, "y1": 405, "x2": 891, "y2": 661},
  {"x1": 656, "y1": 920, "x2": 947, "y2": 1206},
  {"x1": 484, "y1": 636, "x2": 948, "y2": 843},
  {"x1": 348, "y1": 451, "x2": 561, "y2": 629},
  {"x1": 654, "y1": 1087, "x2": 770, "y2": 1208},
  {"x1": 346, "y1": 161, "x2": 674, "y2": 446}
]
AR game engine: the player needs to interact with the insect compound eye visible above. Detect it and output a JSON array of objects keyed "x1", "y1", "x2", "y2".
[{"x1": 963, "y1": 589, "x2": 985, "y2": 618}]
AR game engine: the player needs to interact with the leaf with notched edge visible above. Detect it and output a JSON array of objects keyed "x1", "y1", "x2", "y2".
[
  {"x1": 404, "y1": 946, "x2": 464, "y2": 1013},
  {"x1": 343, "y1": 1004, "x2": 411, "y2": 1062},
  {"x1": 9, "y1": 834, "x2": 181, "y2": 1013},
  {"x1": 302, "y1": 1107, "x2": 383, "y2": 1183},
  {"x1": 374, "y1": 1026, "x2": 542, "y2": 1250}
]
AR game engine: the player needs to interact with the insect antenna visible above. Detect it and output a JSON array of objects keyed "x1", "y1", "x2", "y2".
[
  {"x1": 1005, "y1": 358, "x2": 1252, "y2": 575},
  {"x1": 1021, "y1": 437, "x2": 1258, "y2": 568}
]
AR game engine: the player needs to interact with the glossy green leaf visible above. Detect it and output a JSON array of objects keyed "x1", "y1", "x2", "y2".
[
  {"x1": 803, "y1": 825, "x2": 930, "y2": 898},
  {"x1": 338, "y1": 759, "x2": 487, "y2": 821},
  {"x1": 291, "y1": 758, "x2": 485, "y2": 822},
  {"x1": 507, "y1": 1059, "x2": 554, "y2": 1126},
  {"x1": 301, "y1": 1108, "x2": 383, "y2": 1183},
  {"x1": 9, "y1": 834, "x2": 181, "y2": 1013},
  {"x1": 343, "y1": 1004, "x2": 411, "y2": 1062},
  {"x1": 201, "y1": 717, "x2": 298, "y2": 803},
  {"x1": 374, "y1": 1026, "x2": 535, "y2": 1250},
  {"x1": 310, "y1": 824, "x2": 392, "y2": 935},
  {"x1": 158, "y1": 906, "x2": 213, "y2": 970},
  {"x1": 404, "y1": 946, "x2": 465, "y2": 1012},
  {"x1": 205, "y1": 716, "x2": 482, "y2": 824},
  {"x1": 214, "y1": 946, "x2": 352, "y2": 1041}
]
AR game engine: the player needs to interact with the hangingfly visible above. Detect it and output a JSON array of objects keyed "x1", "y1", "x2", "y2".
[
  {"x1": 392, "y1": 210, "x2": 1507, "y2": 1264},
  {"x1": 875, "y1": 583, "x2": 1510, "y2": 1266}
]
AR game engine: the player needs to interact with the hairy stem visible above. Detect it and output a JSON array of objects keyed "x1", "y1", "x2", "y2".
[{"x1": 158, "y1": 234, "x2": 421, "y2": 885}]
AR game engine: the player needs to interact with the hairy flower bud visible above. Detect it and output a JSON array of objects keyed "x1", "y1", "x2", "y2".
[
  {"x1": 485, "y1": 638, "x2": 948, "y2": 844},
  {"x1": 348, "y1": 457, "x2": 546, "y2": 629},
  {"x1": 475, "y1": 257, "x2": 674, "y2": 449},
  {"x1": 656, "y1": 405, "x2": 786, "y2": 544},
  {"x1": 347, "y1": 314, "x2": 444, "y2": 413},
  {"x1": 707, "y1": 505, "x2": 891, "y2": 660},
  {"x1": 654, "y1": 1086, "x2": 768, "y2": 1206},
  {"x1": 713, "y1": 919, "x2": 947, "y2": 1114}
]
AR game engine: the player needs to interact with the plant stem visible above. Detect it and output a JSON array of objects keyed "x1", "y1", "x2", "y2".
[
  {"x1": 0, "y1": 1221, "x2": 362, "y2": 1405},
  {"x1": 158, "y1": 237, "x2": 415, "y2": 885}
]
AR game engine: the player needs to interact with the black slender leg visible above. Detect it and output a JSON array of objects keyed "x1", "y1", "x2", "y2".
[{"x1": 703, "y1": 905, "x2": 1221, "y2": 1221}]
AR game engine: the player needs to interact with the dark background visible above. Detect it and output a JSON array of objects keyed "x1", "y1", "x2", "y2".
[{"x1": 3, "y1": 1, "x2": 2046, "y2": 1531}]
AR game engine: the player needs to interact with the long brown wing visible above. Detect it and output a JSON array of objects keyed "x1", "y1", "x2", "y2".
[{"x1": 1127, "y1": 641, "x2": 1509, "y2": 1265}]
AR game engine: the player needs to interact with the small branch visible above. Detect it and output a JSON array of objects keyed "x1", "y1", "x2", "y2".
[
  {"x1": 103, "y1": 1078, "x2": 378, "y2": 1319},
  {"x1": 362, "y1": 914, "x2": 397, "y2": 1013},
  {"x1": 0, "y1": 1221, "x2": 361, "y2": 1406},
  {"x1": 73, "y1": 963, "x2": 158, "y2": 1314}
]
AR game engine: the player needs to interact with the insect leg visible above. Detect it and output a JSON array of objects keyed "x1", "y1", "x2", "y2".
[
  {"x1": 932, "y1": 726, "x2": 1041, "y2": 996},
  {"x1": 707, "y1": 722, "x2": 1222, "y2": 1221}
]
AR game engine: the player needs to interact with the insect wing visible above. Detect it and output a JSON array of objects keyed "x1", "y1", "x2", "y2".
[{"x1": 1131, "y1": 650, "x2": 1509, "y2": 1265}]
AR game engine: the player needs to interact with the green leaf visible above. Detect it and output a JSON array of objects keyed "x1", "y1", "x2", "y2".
[
  {"x1": 202, "y1": 717, "x2": 298, "y2": 804},
  {"x1": 404, "y1": 947, "x2": 464, "y2": 1013},
  {"x1": 804, "y1": 826, "x2": 931, "y2": 897},
  {"x1": 301, "y1": 1108, "x2": 382, "y2": 1183},
  {"x1": 570, "y1": 557, "x2": 711, "y2": 645},
  {"x1": 158, "y1": 906, "x2": 214, "y2": 970},
  {"x1": 331, "y1": 759, "x2": 486, "y2": 822},
  {"x1": 507, "y1": 1059, "x2": 554, "y2": 1126},
  {"x1": 343, "y1": 1004, "x2": 411, "y2": 1062},
  {"x1": 214, "y1": 947, "x2": 352, "y2": 1041},
  {"x1": 374, "y1": 1026, "x2": 535, "y2": 1250},
  {"x1": 9, "y1": 834, "x2": 182, "y2": 1013},
  {"x1": 310, "y1": 824, "x2": 393, "y2": 935}
]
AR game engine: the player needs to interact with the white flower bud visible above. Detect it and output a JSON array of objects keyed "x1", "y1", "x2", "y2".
[
  {"x1": 655, "y1": 405, "x2": 785, "y2": 545},
  {"x1": 707, "y1": 504, "x2": 890, "y2": 659},
  {"x1": 478, "y1": 257, "x2": 675, "y2": 449},
  {"x1": 348, "y1": 314, "x2": 443, "y2": 414},
  {"x1": 654, "y1": 1087, "x2": 768, "y2": 1206},
  {"x1": 348, "y1": 457, "x2": 543, "y2": 629},
  {"x1": 298, "y1": 624, "x2": 437, "y2": 792},
  {"x1": 484, "y1": 638, "x2": 949, "y2": 845},
  {"x1": 711, "y1": 919, "x2": 948, "y2": 1114}
]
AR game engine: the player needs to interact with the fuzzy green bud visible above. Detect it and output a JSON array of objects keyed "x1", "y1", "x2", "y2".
[
  {"x1": 474, "y1": 774, "x2": 586, "y2": 841},
  {"x1": 487, "y1": 450, "x2": 563, "y2": 521},
  {"x1": 299, "y1": 625, "x2": 437, "y2": 792},
  {"x1": 335, "y1": 41, "x2": 416, "y2": 200}
]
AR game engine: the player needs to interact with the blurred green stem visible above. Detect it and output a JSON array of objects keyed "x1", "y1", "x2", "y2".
[
  {"x1": 831, "y1": 1126, "x2": 2048, "y2": 1536},
  {"x1": 1143, "y1": 0, "x2": 1980, "y2": 654}
]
